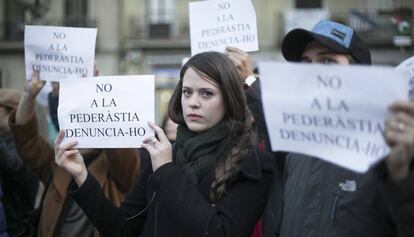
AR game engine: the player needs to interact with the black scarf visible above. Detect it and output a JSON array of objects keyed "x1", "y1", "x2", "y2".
[{"x1": 174, "y1": 121, "x2": 232, "y2": 185}]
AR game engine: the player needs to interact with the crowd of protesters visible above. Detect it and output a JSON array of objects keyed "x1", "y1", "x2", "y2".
[{"x1": 0, "y1": 19, "x2": 413, "y2": 237}]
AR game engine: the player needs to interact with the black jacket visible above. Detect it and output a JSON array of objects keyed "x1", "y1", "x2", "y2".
[
  {"x1": 245, "y1": 80, "x2": 286, "y2": 237},
  {"x1": 245, "y1": 80, "x2": 269, "y2": 151},
  {"x1": 70, "y1": 148, "x2": 274, "y2": 237},
  {"x1": 279, "y1": 153, "x2": 414, "y2": 237},
  {"x1": 380, "y1": 165, "x2": 414, "y2": 237}
]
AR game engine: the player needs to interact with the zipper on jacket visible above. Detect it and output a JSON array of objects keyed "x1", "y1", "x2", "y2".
[
  {"x1": 125, "y1": 191, "x2": 156, "y2": 221},
  {"x1": 330, "y1": 192, "x2": 342, "y2": 221},
  {"x1": 154, "y1": 205, "x2": 158, "y2": 237}
]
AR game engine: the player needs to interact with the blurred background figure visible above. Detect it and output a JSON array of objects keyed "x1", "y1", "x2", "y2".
[{"x1": 0, "y1": 88, "x2": 39, "y2": 237}]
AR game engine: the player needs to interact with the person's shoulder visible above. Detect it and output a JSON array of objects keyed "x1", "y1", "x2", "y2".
[
  {"x1": 239, "y1": 148, "x2": 275, "y2": 180},
  {"x1": 245, "y1": 79, "x2": 261, "y2": 99},
  {"x1": 254, "y1": 148, "x2": 275, "y2": 171}
]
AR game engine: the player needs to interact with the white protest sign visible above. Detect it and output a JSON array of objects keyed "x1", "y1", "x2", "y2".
[
  {"x1": 24, "y1": 25, "x2": 97, "y2": 82},
  {"x1": 58, "y1": 75, "x2": 155, "y2": 148},
  {"x1": 189, "y1": 0, "x2": 258, "y2": 55},
  {"x1": 396, "y1": 56, "x2": 414, "y2": 100},
  {"x1": 259, "y1": 62, "x2": 410, "y2": 172}
]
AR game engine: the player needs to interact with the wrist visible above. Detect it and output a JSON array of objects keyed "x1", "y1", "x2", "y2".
[
  {"x1": 152, "y1": 160, "x2": 172, "y2": 172},
  {"x1": 74, "y1": 168, "x2": 88, "y2": 187},
  {"x1": 21, "y1": 92, "x2": 37, "y2": 101}
]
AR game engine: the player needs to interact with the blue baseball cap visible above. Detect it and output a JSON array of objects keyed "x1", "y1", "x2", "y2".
[{"x1": 282, "y1": 20, "x2": 371, "y2": 65}]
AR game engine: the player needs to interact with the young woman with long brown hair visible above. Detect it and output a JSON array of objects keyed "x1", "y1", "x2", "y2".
[{"x1": 54, "y1": 52, "x2": 275, "y2": 237}]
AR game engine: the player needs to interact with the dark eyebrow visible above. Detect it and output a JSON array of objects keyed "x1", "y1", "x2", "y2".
[
  {"x1": 181, "y1": 86, "x2": 217, "y2": 94},
  {"x1": 199, "y1": 87, "x2": 215, "y2": 91},
  {"x1": 317, "y1": 50, "x2": 338, "y2": 56}
]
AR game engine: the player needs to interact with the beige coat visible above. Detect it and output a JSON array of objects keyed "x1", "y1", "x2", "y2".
[{"x1": 9, "y1": 112, "x2": 141, "y2": 237}]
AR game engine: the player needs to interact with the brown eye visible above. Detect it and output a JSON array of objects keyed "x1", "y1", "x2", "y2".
[
  {"x1": 182, "y1": 89, "x2": 192, "y2": 97},
  {"x1": 201, "y1": 90, "x2": 213, "y2": 98}
]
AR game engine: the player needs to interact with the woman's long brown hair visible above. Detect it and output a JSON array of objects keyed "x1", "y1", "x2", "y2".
[{"x1": 168, "y1": 52, "x2": 253, "y2": 202}]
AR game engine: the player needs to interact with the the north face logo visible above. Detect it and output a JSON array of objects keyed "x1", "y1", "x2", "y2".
[
  {"x1": 339, "y1": 180, "x2": 356, "y2": 192},
  {"x1": 331, "y1": 29, "x2": 346, "y2": 40}
]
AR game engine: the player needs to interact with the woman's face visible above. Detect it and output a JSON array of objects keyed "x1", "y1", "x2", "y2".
[{"x1": 181, "y1": 67, "x2": 225, "y2": 133}]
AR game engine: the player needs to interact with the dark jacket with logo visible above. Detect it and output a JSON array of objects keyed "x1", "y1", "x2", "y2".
[
  {"x1": 279, "y1": 153, "x2": 414, "y2": 237},
  {"x1": 70, "y1": 148, "x2": 274, "y2": 237},
  {"x1": 244, "y1": 80, "x2": 414, "y2": 237}
]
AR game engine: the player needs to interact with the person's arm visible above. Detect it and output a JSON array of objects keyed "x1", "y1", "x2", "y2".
[
  {"x1": 68, "y1": 154, "x2": 153, "y2": 237},
  {"x1": 383, "y1": 101, "x2": 414, "y2": 181},
  {"x1": 225, "y1": 46, "x2": 255, "y2": 85},
  {"x1": 148, "y1": 151, "x2": 274, "y2": 236},
  {"x1": 15, "y1": 70, "x2": 45, "y2": 125},
  {"x1": 54, "y1": 120, "x2": 150, "y2": 236},
  {"x1": 382, "y1": 100, "x2": 414, "y2": 236},
  {"x1": 8, "y1": 71, "x2": 54, "y2": 183}
]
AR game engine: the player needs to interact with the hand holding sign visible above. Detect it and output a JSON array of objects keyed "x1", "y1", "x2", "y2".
[
  {"x1": 23, "y1": 70, "x2": 46, "y2": 99},
  {"x1": 384, "y1": 101, "x2": 414, "y2": 181},
  {"x1": 54, "y1": 130, "x2": 88, "y2": 186},
  {"x1": 15, "y1": 70, "x2": 46, "y2": 126},
  {"x1": 225, "y1": 46, "x2": 254, "y2": 80},
  {"x1": 142, "y1": 122, "x2": 173, "y2": 172}
]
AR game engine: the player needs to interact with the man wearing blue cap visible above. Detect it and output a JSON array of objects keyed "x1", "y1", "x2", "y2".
[
  {"x1": 282, "y1": 20, "x2": 372, "y2": 65},
  {"x1": 278, "y1": 20, "x2": 414, "y2": 237},
  {"x1": 227, "y1": 20, "x2": 414, "y2": 237}
]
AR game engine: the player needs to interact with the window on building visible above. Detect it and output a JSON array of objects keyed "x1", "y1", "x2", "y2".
[
  {"x1": 146, "y1": 0, "x2": 175, "y2": 38},
  {"x1": 296, "y1": 0, "x2": 322, "y2": 8},
  {"x1": 147, "y1": 0, "x2": 174, "y2": 23},
  {"x1": 65, "y1": 0, "x2": 88, "y2": 27},
  {"x1": 4, "y1": 0, "x2": 25, "y2": 41}
]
